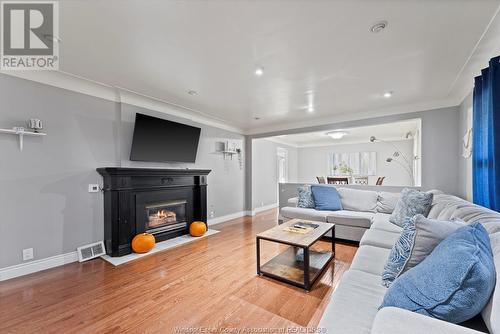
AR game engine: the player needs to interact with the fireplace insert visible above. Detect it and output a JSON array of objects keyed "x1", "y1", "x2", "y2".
[{"x1": 144, "y1": 200, "x2": 187, "y2": 235}]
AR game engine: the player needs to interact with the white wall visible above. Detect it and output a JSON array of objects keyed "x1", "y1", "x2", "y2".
[
  {"x1": 251, "y1": 139, "x2": 298, "y2": 209},
  {"x1": 297, "y1": 140, "x2": 414, "y2": 186}
]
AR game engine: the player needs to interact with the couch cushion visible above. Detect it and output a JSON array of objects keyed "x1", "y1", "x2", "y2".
[
  {"x1": 482, "y1": 231, "x2": 500, "y2": 334},
  {"x1": 390, "y1": 188, "x2": 433, "y2": 227},
  {"x1": 318, "y1": 270, "x2": 387, "y2": 334},
  {"x1": 280, "y1": 206, "x2": 334, "y2": 222},
  {"x1": 380, "y1": 223, "x2": 496, "y2": 324},
  {"x1": 402, "y1": 215, "x2": 465, "y2": 274},
  {"x1": 311, "y1": 185, "x2": 343, "y2": 211},
  {"x1": 350, "y1": 245, "x2": 391, "y2": 276},
  {"x1": 371, "y1": 213, "x2": 403, "y2": 233},
  {"x1": 326, "y1": 210, "x2": 374, "y2": 228},
  {"x1": 377, "y1": 191, "x2": 400, "y2": 214},
  {"x1": 337, "y1": 187, "x2": 378, "y2": 213},
  {"x1": 360, "y1": 229, "x2": 400, "y2": 249}
]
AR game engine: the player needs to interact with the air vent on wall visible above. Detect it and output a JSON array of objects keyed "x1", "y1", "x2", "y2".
[{"x1": 77, "y1": 241, "x2": 106, "y2": 262}]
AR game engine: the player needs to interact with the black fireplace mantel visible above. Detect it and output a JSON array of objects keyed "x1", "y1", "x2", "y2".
[{"x1": 97, "y1": 167, "x2": 211, "y2": 257}]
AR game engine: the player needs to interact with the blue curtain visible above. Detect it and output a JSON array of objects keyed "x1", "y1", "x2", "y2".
[{"x1": 473, "y1": 55, "x2": 500, "y2": 211}]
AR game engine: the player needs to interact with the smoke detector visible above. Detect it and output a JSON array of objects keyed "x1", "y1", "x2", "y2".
[{"x1": 370, "y1": 21, "x2": 388, "y2": 33}]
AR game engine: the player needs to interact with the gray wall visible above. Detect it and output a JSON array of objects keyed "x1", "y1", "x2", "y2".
[
  {"x1": 0, "y1": 74, "x2": 245, "y2": 268},
  {"x1": 246, "y1": 106, "x2": 461, "y2": 207},
  {"x1": 458, "y1": 93, "x2": 473, "y2": 201},
  {"x1": 251, "y1": 139, "x2": 298, "y2": 209},
  {"x1": 297, "y1": 140, "x2": 414, "y2": 186}
]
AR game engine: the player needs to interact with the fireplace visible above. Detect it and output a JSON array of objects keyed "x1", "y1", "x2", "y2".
[{"x1": 97, "y1": 168, "x2": 211, "y2": 257}]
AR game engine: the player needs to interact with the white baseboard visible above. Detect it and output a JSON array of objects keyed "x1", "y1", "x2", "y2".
[
  {"x1": 0, "y1": 251, "x2": 78, "y2": 282},
  {"x1": 207, "y1": 210, "x2": 249, "y2": 225},
  {"x1": 247, "y1": 203, "x2": 279, "y2": 216}
]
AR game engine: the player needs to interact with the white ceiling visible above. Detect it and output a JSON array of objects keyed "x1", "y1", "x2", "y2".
[
  {"x1": 267, "y1": 119, "x2": 420, "y2": 147},
  {"x1": 23, "y1": 1, "x2": 500, "y2": 133}
]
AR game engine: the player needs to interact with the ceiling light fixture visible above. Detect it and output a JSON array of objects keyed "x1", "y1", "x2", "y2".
[
  {"x1": 327, "y1": 131, "x2": 348, "y2": 140},
  {"x1": 255, "y1": 67, "x2": 264, "y2": 76},
  {"x1": 307, "y1": 106, "x2": 315, "y2": 113},
  {"x1": 383, "y1": 91, "x2": 393, "y2": 98},
  {"x1": 370, "y1": 20, "x2": 388, "y2": 33},
  {"x1": 43, "y1": 34, "x2": 61, "y2": 43},
  {"x1": 188, "y1": 90, "x2": 198, "y2": 96}
]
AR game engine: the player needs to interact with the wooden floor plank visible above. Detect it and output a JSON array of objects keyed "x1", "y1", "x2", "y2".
[{"x1": 0, "y1": 209, "x2": 357, "y2": 333}]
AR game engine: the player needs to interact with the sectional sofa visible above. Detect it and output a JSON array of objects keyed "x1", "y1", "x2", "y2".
[{"x1": 279, "y1": 186, "x2": 500, "y2": 334}]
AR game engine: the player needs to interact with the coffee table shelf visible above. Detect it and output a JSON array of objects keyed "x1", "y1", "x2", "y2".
[{"x1": 256, "y1": 219, "x2": 335, "y2": 291}]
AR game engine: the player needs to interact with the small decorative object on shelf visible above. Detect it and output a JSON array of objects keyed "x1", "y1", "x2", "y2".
[
  {"x1": 189, "y1": 221, "x2": 207, "y2": 237},
  {"x1": 28, "y1": 119, "x2": 43, "y2": 133},
  {"x1": 0, "y1": 119, "x2": 47, "y2": 151},
  {"x1": 131, "y1": 233, "x2": 156, "y2": 253}
]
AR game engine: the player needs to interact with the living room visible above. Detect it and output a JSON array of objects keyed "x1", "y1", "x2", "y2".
[{"x1": 0, "y1": 1, "x2": 499, "y2": 333}]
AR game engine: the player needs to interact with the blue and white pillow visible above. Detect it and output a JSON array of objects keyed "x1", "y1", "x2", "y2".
[
  {"x1": 389, "y1": 188, "x2": 433, "y2": 227},
  {"x1": 380, "y1": 223, "x2": 496, "y2": 324},
  {"x1": 297, "y1": 186, "x2": 315, "y2": 208},
  {"x1": 381, "y1": 216, "x2": 417, "y2": 287}
]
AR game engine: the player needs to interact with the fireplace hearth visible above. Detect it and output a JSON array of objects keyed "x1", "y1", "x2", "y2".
[{"x1": 97, "y1": 168, "x2": 211, "y2": 257}]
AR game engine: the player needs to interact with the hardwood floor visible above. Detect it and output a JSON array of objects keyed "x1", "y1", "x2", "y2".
[{"x1": 0, "y1": 209, "x2": 357, "y2": 334}]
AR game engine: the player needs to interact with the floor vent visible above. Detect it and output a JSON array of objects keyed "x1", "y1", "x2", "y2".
[{"x1": 77, "y1": 241, "x2": 106, "y2": 262}]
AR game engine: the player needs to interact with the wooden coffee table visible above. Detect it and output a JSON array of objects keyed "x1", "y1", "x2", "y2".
[{"x1": 256, "y1": 219, "x2": 335, "y2": 291}]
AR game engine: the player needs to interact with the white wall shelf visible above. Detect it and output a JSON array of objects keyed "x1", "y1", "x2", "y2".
[{"x1": 0, "y1": 128, "x2": 47, "y2": 151}]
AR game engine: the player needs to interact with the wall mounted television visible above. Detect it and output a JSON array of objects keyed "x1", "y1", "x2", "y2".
[{"x1": 130, "y1": 113, "x2": 201, "y2": 163}]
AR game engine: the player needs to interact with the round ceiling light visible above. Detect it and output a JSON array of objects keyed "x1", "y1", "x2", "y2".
[
  {"x1": 370, "y1": 21, "x2": 388, "y2": 33},
  {"x1": 307, "y1": 106, "x2": 315, "y2": 113},
  {"x1": 326, "y1": 131, "x2": 348, "y2": 140},
  {"x1": 255, "y1": 67, "x2": 264, "y2": 76},
  {"x1": 383, "y1": 91, "x2": 393, "y2": 98}
]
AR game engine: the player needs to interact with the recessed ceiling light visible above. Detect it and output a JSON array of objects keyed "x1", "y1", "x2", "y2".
[
  {"x1": 370, "y1": 21, "x2": 388, "y2": 33},
  {"x1": 326, "y1": 131, "x2": 348, "y2": 140},
  {"x1": 43, "y1": 34, "x2": 61, "y2": 43},
  {"x1": 255, "y1": 67, "x2": 264, "y2": 76},
  {"x1": 254, "y1": 117, "x2": 261, "y2": 120},
  {"x1": 383, "y1": 91, "x2": 393, "y2": 98},
  {"x1": 188, "y1": 90, "x2": 198, "y2": 96}
]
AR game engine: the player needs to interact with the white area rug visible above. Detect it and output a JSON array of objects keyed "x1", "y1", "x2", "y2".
[{"x1": 101, "y1": 229, "x2": 220, "y2": 266}]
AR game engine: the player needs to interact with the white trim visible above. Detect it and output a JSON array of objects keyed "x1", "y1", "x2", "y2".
[
  {"x1": 0, "y1": 251, "x2": 78, "y2": 282},
  {"x1": 207, "y1": 210, "x2": 249, "y2": 225},
  {"x1": 252, "y1": 203, "x2": 279, "y2": 216},
  {"x1": 0, "y1": 71, "x2": 244, "y2": 134}
]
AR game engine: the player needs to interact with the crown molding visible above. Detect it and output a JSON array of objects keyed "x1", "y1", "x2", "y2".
[{"x1": 0, "y1": 70, "x2": 245, "y2": 134}]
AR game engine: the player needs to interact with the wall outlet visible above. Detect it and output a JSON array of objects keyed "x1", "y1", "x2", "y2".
[
  {"x1": 88, "y1": 184, "x2": 100, "y2": 193},
  {"x1": 22, "y1": 248, "x2": 34, "y2": 261},
  {"x1": 209, "y1": 211, "x2": 215, "y2": 218}
]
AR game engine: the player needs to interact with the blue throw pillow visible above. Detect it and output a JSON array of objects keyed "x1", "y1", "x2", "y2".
[
  {"x1": 380, "y1": 223, "x2": 496, "y2": 324},
  {"x1": 389, "y1": 188, "x2": 433, "y2": 227},
  {"x1": 297, "y1": 186, "x2": 315, "y2": 208},
  {"x1": 381, "y1": 216, "x2": 417, "y2": 287},
  {"x1": 311, "y1": 185, "x2": 342, "y2": 211}
]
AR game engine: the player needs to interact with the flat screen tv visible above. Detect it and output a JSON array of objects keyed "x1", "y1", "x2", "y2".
[{"x1": 130, "y1": 113, "x2": 201, "y2": 163}]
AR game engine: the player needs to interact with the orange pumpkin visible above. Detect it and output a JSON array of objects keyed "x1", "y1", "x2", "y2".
[
  {"x1": 131, "y1": 233, "x2": 156, "y2": 253},
  {"x1": 189, "y1": 221, "x2": 207, "y2": 237}
]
